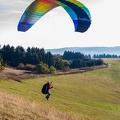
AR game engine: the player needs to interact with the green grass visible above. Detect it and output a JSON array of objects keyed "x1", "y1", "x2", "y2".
[
  {"x1": 0, "y1": 59, "x2": 120, "y2": 120},
  {"x1": 106, "y1": 59, "x2": 120, "y2": 84}
]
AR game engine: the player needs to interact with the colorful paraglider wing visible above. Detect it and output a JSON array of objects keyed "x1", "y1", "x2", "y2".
[
  {"x1": 56, "y1": 0, "x2": 91, "y2": 32},
  {"x1": 18, "y1": 0, "x2": 91, "y2": 33},
  {"x1": 18, "y1": 0, "x2": 59, "y2": 32}
]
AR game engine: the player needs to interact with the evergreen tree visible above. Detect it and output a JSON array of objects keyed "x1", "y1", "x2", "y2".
[
  {"x1": 39, "y1": 48, "x2": 46, "y2": 63},
  {"x1": 14, "y1": 46, "x2": 26, "y2": 66},
  {"x1": 45, "y1": 51, "x2": 53, "y2": 66}
]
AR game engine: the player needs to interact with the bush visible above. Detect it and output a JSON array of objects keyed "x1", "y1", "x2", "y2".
[
  {"x1": 34, "y1": 62, "x2": 50, "y2": 74},
  {"x1": 0, "y1": 58, "x2": 4, "y2": 71},
  {"x1": 25, "y1": 64, "x2": 35, "y2": 71},
  {"x1": 17, "y1": 63, "x2": 25, "y2": 70},
  {"x1": 17, "y1": 63, "x2": 35, "y2": 71},
  {"x1": 62, "y1": 66, "x2": 70, "y2": 71},
  {"x1": 96, "y1": 59, "x2": 104, "y2": 65},
  {"x1": 49, "y1": 65, "x2": 56, "y2": 74},
  {"x1": 0, "y1": 64, "x2": 4, "y2": 71}
]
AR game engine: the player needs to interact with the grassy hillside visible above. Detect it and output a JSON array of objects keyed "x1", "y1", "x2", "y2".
[{"x1": 0, "y1": 59, "x2": 120, "y2": 120}]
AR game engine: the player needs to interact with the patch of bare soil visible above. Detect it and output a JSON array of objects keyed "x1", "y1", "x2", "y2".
[
  {"x1": 0, "y1": 65, "x2": 108, "y2": 82},
  {"x1": 0, "y1": 68, "x2": 46, "y2": 82}
]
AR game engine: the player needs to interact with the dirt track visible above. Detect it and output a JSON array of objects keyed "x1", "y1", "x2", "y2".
[{"x1": 0, "y1": 65, "x2": 107, "y2": 82}]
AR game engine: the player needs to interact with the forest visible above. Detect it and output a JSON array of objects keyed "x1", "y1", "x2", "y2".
[{"x1": 0, "y1": 45, "x2": 104, "y2": 73}]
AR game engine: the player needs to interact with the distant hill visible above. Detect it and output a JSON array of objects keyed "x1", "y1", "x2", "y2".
[{"x1": 46, "y1": 46, "x2": 120, "y2": 56}]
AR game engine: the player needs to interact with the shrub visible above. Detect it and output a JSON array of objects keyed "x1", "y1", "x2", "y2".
[
  {"x1": 25, "y1": 64, "x2": 35, "y2": 71},
  {"x1": 62, "y1": 66, "x2": 70, "y2": 71},
  {"x1": 49, "y1": 65, "x2": 56, "y2": 74},
  {"x1": 34, "y1": 62, "x2": 50, "y2": 74},
  {"x1": 96, "y1": 59, "x2": 104, "y2": 65},
  {"x1": 17, "y1": 63, "x2": 25, "y2": 70},
  {"x1": 0, "y1": 64, "x2": 4, "y2": 71},
  {"x1": 0, "y1": 57, "x2": 4, "y2": 71}
]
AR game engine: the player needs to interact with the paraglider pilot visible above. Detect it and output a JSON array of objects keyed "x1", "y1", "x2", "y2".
[
  {"x1": 42, "y1": 81, "x2": 53, "y2": 100},
  {"x1": 46, "y1": 81, "x2": 53, "y2": 100}
]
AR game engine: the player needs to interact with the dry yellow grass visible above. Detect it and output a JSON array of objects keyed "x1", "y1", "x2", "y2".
[{"x1": 0, "y1": 90, "x2": 78, "y2": 120}]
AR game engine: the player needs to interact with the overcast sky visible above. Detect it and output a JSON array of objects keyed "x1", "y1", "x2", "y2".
[{"x1": 0, "y1": 0, "x2": 120, "y2": 49}]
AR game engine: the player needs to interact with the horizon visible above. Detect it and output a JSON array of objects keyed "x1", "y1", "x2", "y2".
[
  {"x1": 0, "y1": 44, "x2": 120, "y2": 50},
  {"x1": 46, "y1": 46, "x2": 120, "y2": 50},
  {"x1": 0, "y1": 44, "x2": 120, "y2": 57}
]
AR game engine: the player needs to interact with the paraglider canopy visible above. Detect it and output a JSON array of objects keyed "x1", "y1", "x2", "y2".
[{"x1": 18, "y1": 0, "x2": 91, "y2": 32}]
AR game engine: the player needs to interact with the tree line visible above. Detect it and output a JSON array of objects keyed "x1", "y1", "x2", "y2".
[
  {"x1": 0, "y1": 45, "x2": 104, "y2": 73},
  {"x1": 63, "y1": 51, "x2": 103, "y2": 68},
  {"x1": 93, "y1": 54, "x2": 120, "y2": 58},
  {"x1": 0, "y1": 45, "x2": 54, "y2": 66}
]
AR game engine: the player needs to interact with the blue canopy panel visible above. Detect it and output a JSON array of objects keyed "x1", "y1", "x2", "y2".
[{"x1": 57, "y1": 0, "x2": 91, "y2": 33}]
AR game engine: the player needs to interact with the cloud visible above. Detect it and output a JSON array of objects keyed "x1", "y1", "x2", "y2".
[{"x1": 0, "y1": 0, "x2": 34, "y2": 30}]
